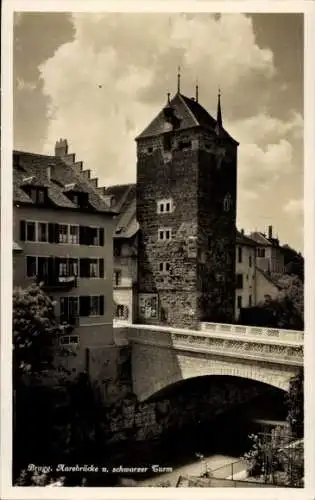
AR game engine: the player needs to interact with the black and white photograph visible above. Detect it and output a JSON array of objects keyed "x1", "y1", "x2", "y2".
[{"x1": 2, "y1": 1, "x2": 314, "y2": 495}]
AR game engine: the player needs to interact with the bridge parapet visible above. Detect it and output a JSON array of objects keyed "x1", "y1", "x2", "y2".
[
  {"x1": 200, "y1": 322, "x2": 304, "y2": 343},
  {"x1": 126, "y1": 324, "x2": 303, "y2": 367}
]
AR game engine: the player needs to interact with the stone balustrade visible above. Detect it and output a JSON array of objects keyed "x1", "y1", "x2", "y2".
[
  {"x1": 200, "y1": 321, "x2": 304, "y2": 343},
  {"x1": 123, "y1": 323, "x2": 303, "y2": 367}
]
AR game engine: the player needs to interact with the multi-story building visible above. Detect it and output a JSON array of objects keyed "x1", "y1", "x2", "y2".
[
  {"x1": 13, "y1": 140, "x2": 117, "y2": 375},
  {"x1": 235, "y1": 229, "x2": 283, "y2": 320},
  {"x1": 250, "y1": 226, "x2": 285, "y2": 274}
]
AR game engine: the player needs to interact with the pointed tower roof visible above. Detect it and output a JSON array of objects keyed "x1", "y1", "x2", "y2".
[{"x1": 136, "y1": 92, "x2": 238, "y2": 144}]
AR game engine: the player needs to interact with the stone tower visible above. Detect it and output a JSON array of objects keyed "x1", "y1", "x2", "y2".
[{"x1": 135, "y1": 86, "x2": 239, "y2": 329}]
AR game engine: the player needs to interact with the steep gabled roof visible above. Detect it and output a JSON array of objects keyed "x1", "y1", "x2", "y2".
[
  {"x1": 13, "y1": 150, "x2": 117, "y2": 214},
  {"x1": 236, "y1": 230, "x2": 257, "y2": 247},
  {"x1": 249, "y1": 231, "x2": 273, "y2": 246},
  {"x1": 105, "y1": 183, "x2": 138, "y2": 238},
  {"x1": 136, "y1": 92, "x2": 238, "y2": 143}
]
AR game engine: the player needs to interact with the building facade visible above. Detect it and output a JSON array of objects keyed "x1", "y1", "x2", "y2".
[
  {"x1": 135, "y1": 90, "x2": 239, "y2": 328},
  {"x1": 250, "y1": 226, "x2": 285, "y2": 274},
  {"x1": 13, "y1": 141, "x2": 117, "y2": 375}
]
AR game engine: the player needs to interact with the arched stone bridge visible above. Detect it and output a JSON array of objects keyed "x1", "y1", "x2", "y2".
[{"x1": 114, "y1": 322, "x2": 303, "y2": 402}]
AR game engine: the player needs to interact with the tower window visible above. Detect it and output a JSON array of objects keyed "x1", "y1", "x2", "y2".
[
  {"x1": 157, "y1": 199, "x2": 173, "y2": 214},
  {"x1": 158, "y1": 228, "x2": 172, "y2": 241},
  {"x1": 159, "y1": 262, "x2": 171, "y2": 273},
  {"x1": 178, "y1": 140, "x2": 192, "y2": 150}
]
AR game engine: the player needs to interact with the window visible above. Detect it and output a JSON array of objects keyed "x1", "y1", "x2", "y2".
[
  {"x1": 237, "y1": 296, "x2": 242, "y2": 309},
  {"x1": 90, "y1": 227, "x2": 99, "y2": 246},
  {"x1": 58, "y1": 259, "x2": 68, "y2": 277},
  {"x1": 159, "y1": 262, "x2": 170, "y2": 273},
  {"x1": 60, "y1": 335, "x2": 79, "y2": 346},
  {"x1": 114, "y1": 270, "x2": 122, "y2": 286},
  {"x1": 158, "y1": 228, "x2": 172, "y2": 241},
  {"x1": 157, "y1": 199, "x2": 173, "y2": 214},
  {"x1": 115, "y1": 304, "x2": 129, "y2": 319},
  {"x1": 90, "y1": 296, "x2": 104, "y2": 316},
  {"x1": 249, "y1": 295, "x2": 252, "y2": 307},
  {"x1": 257, "y1": 247, "x2": 265, "y2": 258},
  {"x1": 163, "y1": 134, "x2": 172, "y2": 151},
  {"x1": 26, "y1": 256, "x2": 37, "y2": 277},
  {"x1": 236, "y1": 273, "x2": 243, "y2": 289},
  {"x1": 60, "y1": 296, "x2": 79, "y2": 322},
  {"x1": 69, "y1": 258, "x2": 78, "y2": 277},
  {"x1": 38, "y1": 222, "x2": 48, "y2": 242},
  {"x1": 72, "y1": 194, "x2": 79, "y2": 205},
  {"x1": 59, "y1": 224, "x2": 68, "y2": 244},
  {"x1": 179, "y1": 139, "x2": 192, "y2": 150},
  {"x1": 26, "y1": 221, "x2": 36, "y2": 241},
  {"x1": 238, "y1": 247, "x2": 242, "y2": 263},
  {"x1": 37, "y1": 189, "x2": 45, "y2": 204},
  {"x1": 249, "y1": 254, "x2": 252, "y2": 267},
  {"x1": 79, "y1": 226, "x2": 104, "y2": 246},
  {"x1": 69, "y1": 225, "x2": 79, "y2": 244},
  {"x1": 89, "y1": 259, "x2": 98, "y2": 278}
]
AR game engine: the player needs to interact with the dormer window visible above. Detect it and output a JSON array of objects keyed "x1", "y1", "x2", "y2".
[{"x1": 29, "y1": 187, "x2": 46, "y2": 204}]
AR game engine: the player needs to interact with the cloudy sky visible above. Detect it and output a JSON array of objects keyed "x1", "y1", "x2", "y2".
[{"x1": 13, "y1": 12, "x2": 303, "y2": 252}]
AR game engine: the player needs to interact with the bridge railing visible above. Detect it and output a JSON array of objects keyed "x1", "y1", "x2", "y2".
[{"x1": 200, "y1": 322, "x2": 303, "y2": 343}]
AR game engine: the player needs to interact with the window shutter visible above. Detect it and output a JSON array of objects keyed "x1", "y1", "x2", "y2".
[
  {"x1": 99, "y1": 296, "x2": 104, "y2": 316},
  {"x1": 20, "y1": 220, "x2": 26, "y2": 241},
  {"x1": 48, "y1": 223, "x2": 54, "y2": 243},
  {"x1": 99, "y1": 228, "x2": 104, "y2": 246},
  {"x1": 99, "y1": 259, "x2": 104, "y2": 278},
  {"x1": 79, "y1": 258, "x2": 89, "y2": 278},
  {"x1": 80, "y1": 296, "x2": 90, "y2": 316},
  {"x1": 79, "y1": 226, "x2": 85, "y2": 245},
  {"x1": 54, "y1": 224, "x2": 60, "y2": 243}
]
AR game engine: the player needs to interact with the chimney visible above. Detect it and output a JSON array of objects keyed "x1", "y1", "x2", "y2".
[
  {"x1": 241, "y1": 229, "x2": 244, "y2": 235},
  {"x1": 55, "y1": 138, "x2": 68, "y2": 157},
  {"x1": 268, "y1": 225, "x2": 273, "y2": 239}
]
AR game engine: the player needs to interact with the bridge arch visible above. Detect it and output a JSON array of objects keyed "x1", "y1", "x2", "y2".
[{"x1": 131, "y1": 345, "x2": 296, "y2": 402}]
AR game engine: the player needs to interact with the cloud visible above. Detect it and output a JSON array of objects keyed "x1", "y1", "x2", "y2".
[
  {"x1": 37, "y1": 12, "x2": 302, "y2": 250},
  {"x1": 283, "y1": 199, "x2": 303, "y2": 216},
  {"x1": 39, "y1": 13, "x2": 278, "y2": 186}
]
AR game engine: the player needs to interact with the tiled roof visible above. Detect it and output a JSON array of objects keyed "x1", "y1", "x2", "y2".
[
  {"x1": 236, "y1": 231, "x2": 257, "y2": 247},
  {"x1": 249, "y1": 232, "x2": 273, "y2": 246},
  {"x1": 104, "y1": 183, "x2": 138, "y2": 238},
  {"x1": 13, "y1": 150, "x2": 116, "y2": 214},
  {"x1": 136, "y1": 92, "x2": 238, "y2": 143}
]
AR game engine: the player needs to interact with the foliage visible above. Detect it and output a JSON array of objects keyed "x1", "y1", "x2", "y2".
[
  {"x1": 13, "y1": 284, "x2": 72, "y2": 385},
  {"x1": 240, "y1": 274, "x2": 304, "y2": 330},
  {"x1": 286, "y1": 368, "x2": 304, "y2": 438},
  {"x1": 13, "y1": 284, "x2": 115, "y2": 486}
]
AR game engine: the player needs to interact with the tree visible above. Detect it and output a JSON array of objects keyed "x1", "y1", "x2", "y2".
[
  {"x1": 239, "y1": 274, "x2": 304, "y2": 330},
  {"x1": 286, "y1": 368, "x2": 304, "y2": 438},
  {"x1": 13, "y1": 283, "x2": 71, "y2": 387}
]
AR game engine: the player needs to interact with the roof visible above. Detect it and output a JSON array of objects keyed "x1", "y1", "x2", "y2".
[
  {"x1": 105, "y1": 183, "x2": 138, "y2": 238},
  {"x1": 249, "y1": 231, "x2": 273, "y2": 246},
  {"x1": 236, "y1": 231, "x2": 257, "y2": 247},
  {"x1": 256, "y1": 267, "x2": 283, "y2": 290},
  {"x1": 13, "y1": 150, "x2": 117, "y2": 215},
  {"x1": 136, "y1": 92, "x2": 238, "y2": 144}
]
